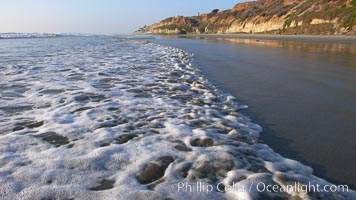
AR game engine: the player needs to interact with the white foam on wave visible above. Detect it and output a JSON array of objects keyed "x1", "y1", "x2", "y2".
[
  {"x1": 0, "y1": 33, "x2": 58, "y2": 39},
  {"x1": 0, "y1": 36, "x2": 354, "y2": 200}
]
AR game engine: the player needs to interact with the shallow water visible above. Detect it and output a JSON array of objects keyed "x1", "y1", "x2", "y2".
[
  {"x1": 0, "y1": 35, "x2": 354, "y2": 199},
  {"x1": 152, "y1": 36, "x2": 356, "y2": 189}
]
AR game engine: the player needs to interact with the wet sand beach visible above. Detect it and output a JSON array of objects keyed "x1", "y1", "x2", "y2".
[
  {"x1": 151, "y1": 35, "x2": 356, "y2": 189},
  {"x1": 181, "y1": 34, "x2": 356, "y2": 44}
]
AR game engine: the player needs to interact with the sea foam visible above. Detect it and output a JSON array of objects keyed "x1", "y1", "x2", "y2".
[{"x1": 0, "y1": 36, "x2": 354, "y2": 200}]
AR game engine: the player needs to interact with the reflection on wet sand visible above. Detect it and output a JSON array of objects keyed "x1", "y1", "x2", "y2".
[
  {"x1": 214, "y1": 38, "x2": 354, "y2": 54},
  {"x1": 182, "y1": 36, "x2": 356, "y2": 67}
]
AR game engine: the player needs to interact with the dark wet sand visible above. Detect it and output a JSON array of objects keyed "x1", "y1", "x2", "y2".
[
  {"x1": 150, "y1": 36, "x2": 356, "y2": 189},
  {"x1": 181, "y1": 34, "x2": 356, "y2": 44}
]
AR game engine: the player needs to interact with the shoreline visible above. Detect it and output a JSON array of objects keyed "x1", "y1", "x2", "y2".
[
  {"x1": 149, "y1": 36, "x2": 356, "y2": 190},
  {"x1": 144, "y1": 33, "x2": 356, "y2": 44}
]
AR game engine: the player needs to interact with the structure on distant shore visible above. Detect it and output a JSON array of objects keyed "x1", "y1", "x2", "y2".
[{"x1": 136, "y1": 0, "x2": 356, "y2": 35}]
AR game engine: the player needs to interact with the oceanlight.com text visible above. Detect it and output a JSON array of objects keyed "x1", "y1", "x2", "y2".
[{"x1": 255, "y1": 182, "x2": 349, "y2": 193}]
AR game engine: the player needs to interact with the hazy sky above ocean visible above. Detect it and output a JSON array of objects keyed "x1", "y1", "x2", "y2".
[{"x1": 0, "y1": 0, "x2": 247, "y2": 34}]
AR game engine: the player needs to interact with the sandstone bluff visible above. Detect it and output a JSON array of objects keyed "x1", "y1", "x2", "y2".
[{"x1": 136, "y1": 0, "x2": 356, "y2": 35}]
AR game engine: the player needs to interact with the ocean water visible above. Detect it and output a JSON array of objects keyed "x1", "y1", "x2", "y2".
[{"x1": 0, "y1": 35, "x2": 354, "y2": 199}]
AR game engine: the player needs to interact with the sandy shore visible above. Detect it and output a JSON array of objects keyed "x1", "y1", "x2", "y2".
[
  {"x1": 151, "y1": 36, "x2": 356, "y2": 189},
  {"x1": 164, "y1": 34, "x2": 356, "y2": 44}
]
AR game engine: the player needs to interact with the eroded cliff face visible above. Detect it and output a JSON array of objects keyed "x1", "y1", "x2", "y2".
[{"x1": 136, "y1": 0, "x2": 356, "y2": 35}]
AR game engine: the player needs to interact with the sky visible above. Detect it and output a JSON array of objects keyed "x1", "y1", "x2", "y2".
[{"x1": 0, "y1": 0, "x2": 248, "y2": 34}]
